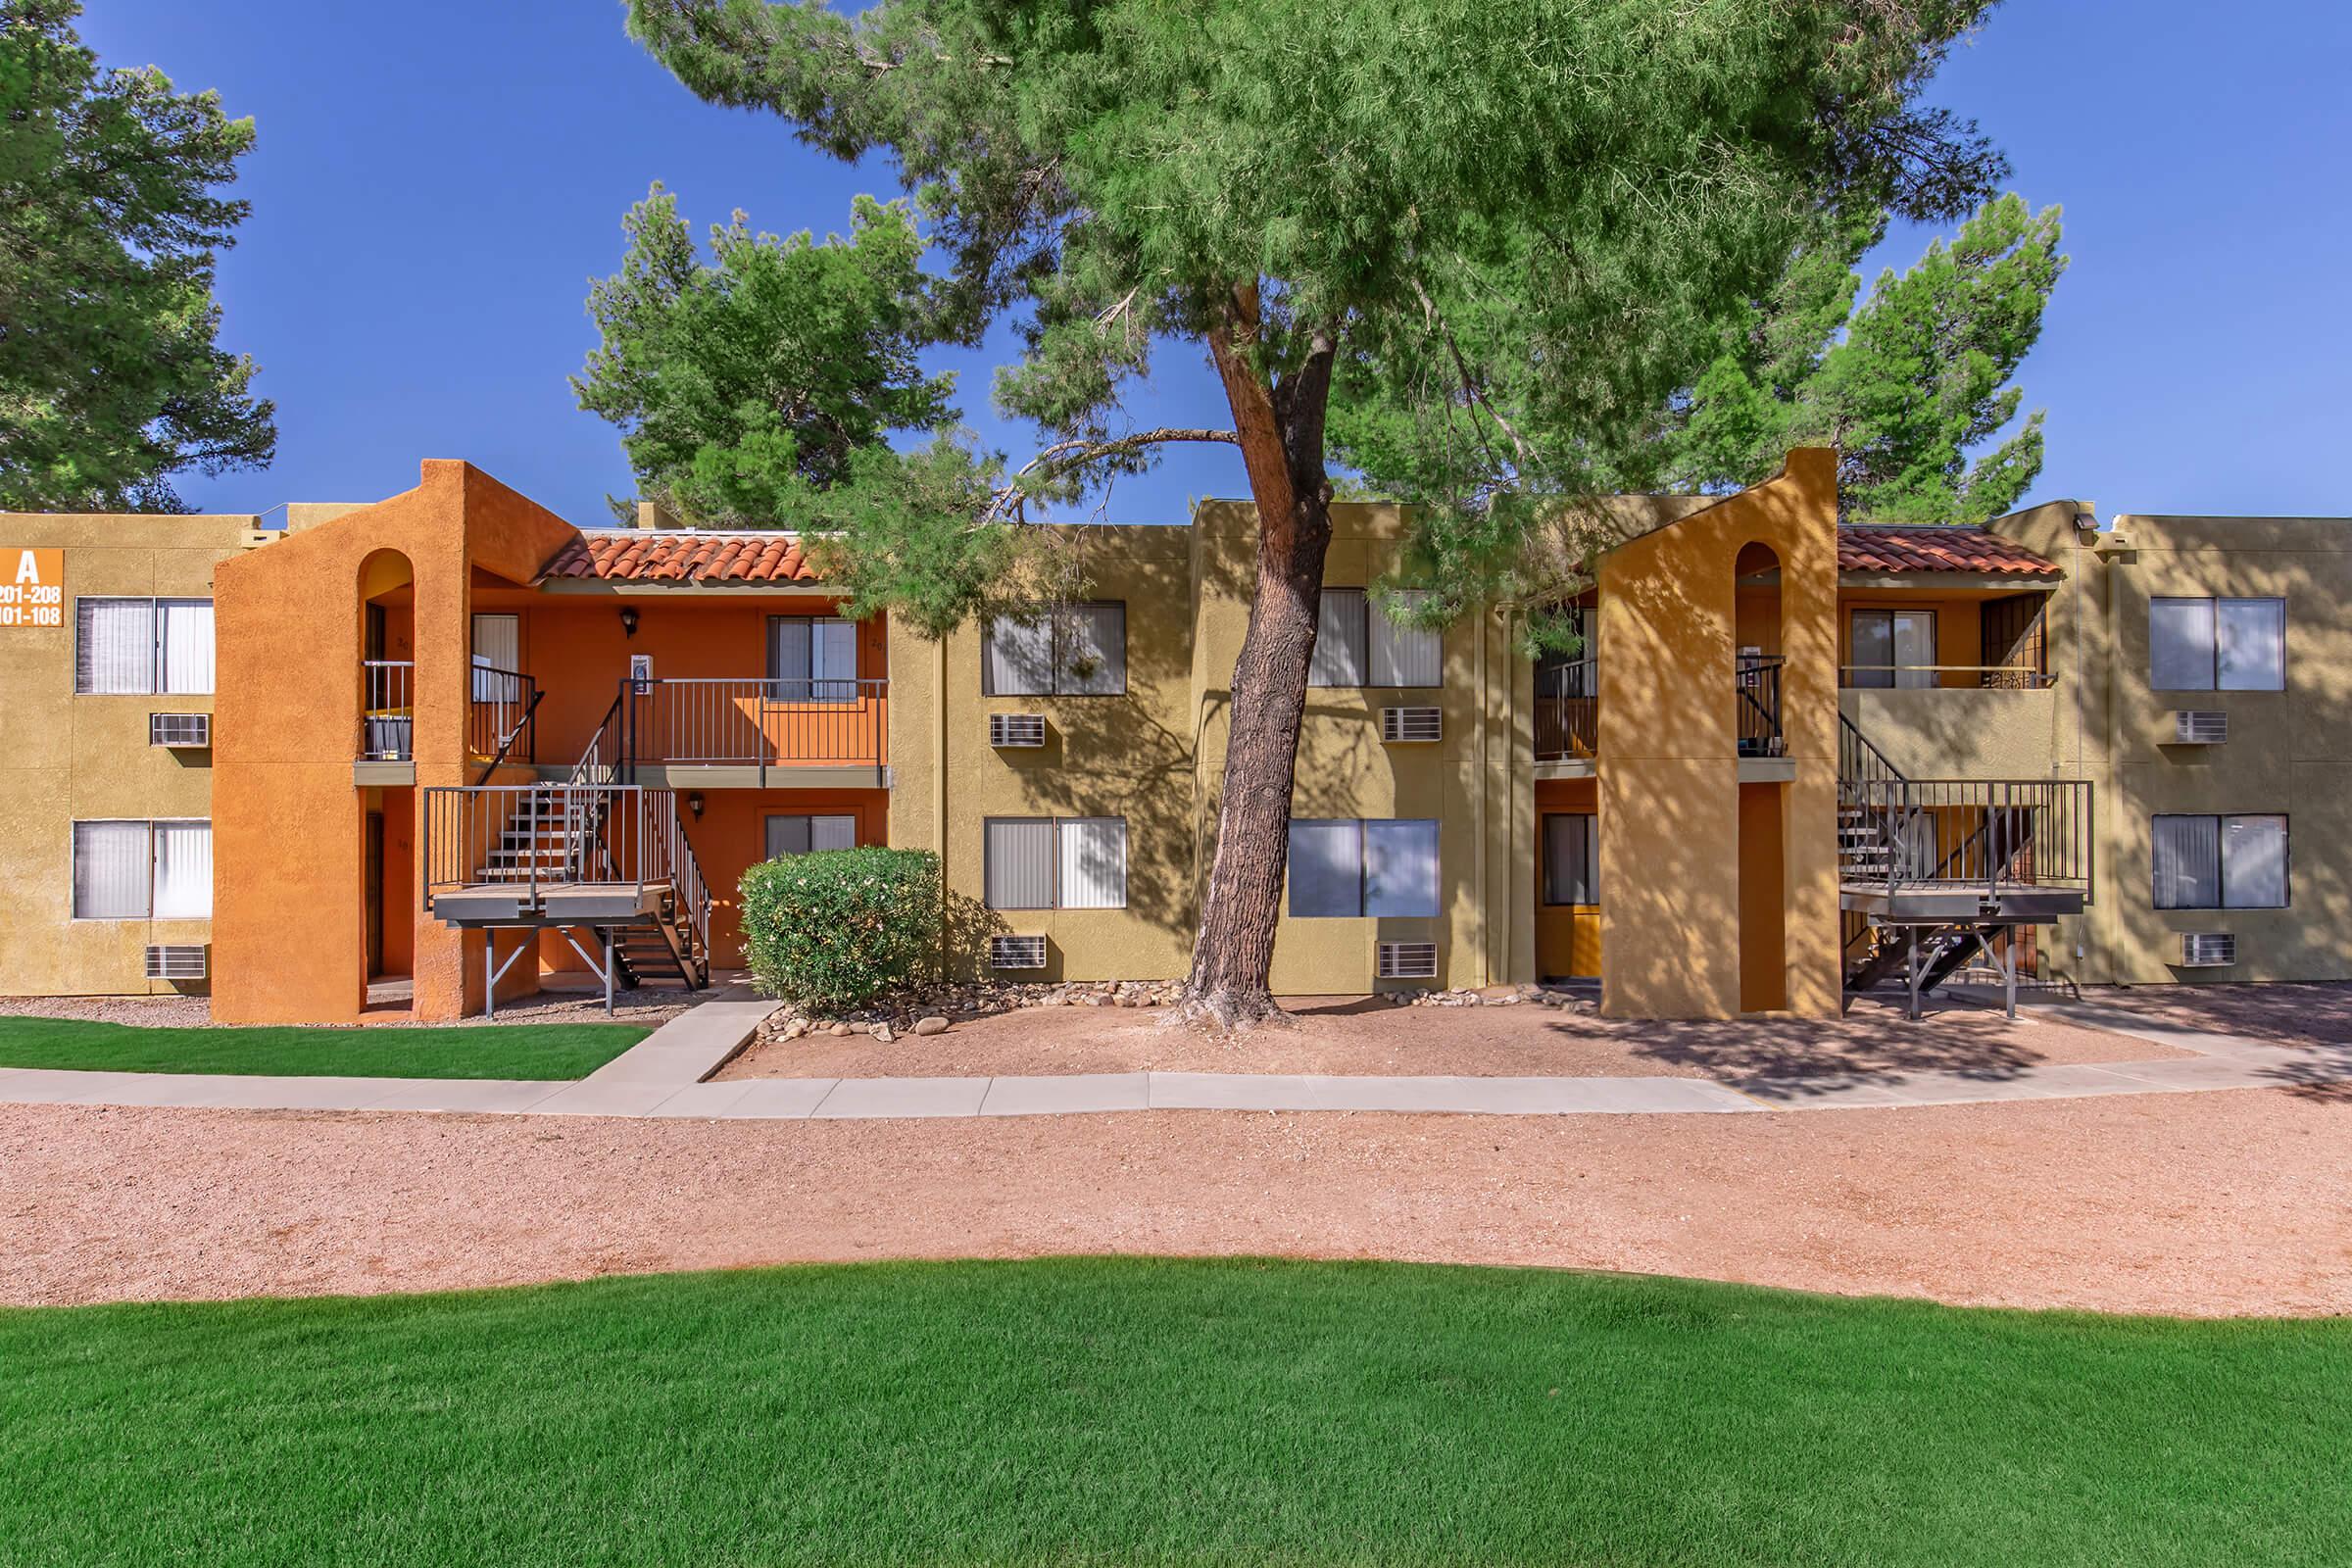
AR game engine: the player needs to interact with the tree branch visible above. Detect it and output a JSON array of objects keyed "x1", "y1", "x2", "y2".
[
  {"x1": 1411, "y1": 278, "x2": 1536, "y2": 475},
  {"x1": 981, "y1": 425, "x2": 1239, "y2": 524}
]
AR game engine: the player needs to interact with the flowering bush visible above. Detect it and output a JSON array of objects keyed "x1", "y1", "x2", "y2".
[{"x1": 738, "y1": 848, "x2": 942, "y2": 1010}]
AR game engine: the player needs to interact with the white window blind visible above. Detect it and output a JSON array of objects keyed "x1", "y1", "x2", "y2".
[
  {"x1": 1309, "y1": 590, "x2": 1368, "y2": 687},
  {"x1": 1288, "y1": 819, "x2": 1361, "y2": 916},
  {"x1": 1369, "y1": 590, "x2": 1442, "y2": 688},
  {"x1": 2217, "y1": 600, "x2": 2285, "y2": 690},
  {"x1": 984, "y1": 819, "x2": 1055, "y2": 908},
  {"x1": 2221, "y1": 814, "x2": 2288, "y2": 907},
  {"x1": 74, "y1": 821, "x2": 151, "y2": 918},
  {"x1": 769, "y1": 618, "x2": 858, "y2": 700},
  {"x1": 75, "y1": 599, "x2": 158, "y2": 694},
  {"x1": 1056, "y1": 818, "x2": 1128, "y2": 908},
  {"x1": 158, "y1": 601, "x2": 215, "y2": 694},
  {"x1": 1057, "y1": 604, "x2": 1126, "y2": 695},
  {"x1": 2149, "y1": 599, "x2": 2215, "y2": 691},
  {"x1": 982, "y1": 614, "x2": 1055, "y2": 696},
  {"x1": 151, "y1": 822, "x2": 213, "y2": 918},
  {"x1": 1363, "y1": 820, "x2": 1439, "y2": 916}
]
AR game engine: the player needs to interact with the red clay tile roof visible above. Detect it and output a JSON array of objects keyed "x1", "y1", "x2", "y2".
[
  {"x1": 1837, "y1": 524, "x2": 2059, "y2": 578},
  {"x1": 538, "y1": 531, "x2": 822, "y2": 585}
]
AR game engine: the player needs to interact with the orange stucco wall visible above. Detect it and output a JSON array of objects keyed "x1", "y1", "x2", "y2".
[
  {"x1": 1737, "y1": 781, "x2": 1788, "y2": 1011},
  {"x1": 1595, "y1": 449, "x2": 1841, "y2": 1018},
  {"x1": 211, "y1": 462, "x2": 581, "y2": 1023}
]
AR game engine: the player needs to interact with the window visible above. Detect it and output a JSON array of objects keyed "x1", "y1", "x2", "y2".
[
  {"x1": 764, "y1": 814, "x2": 856, "y2": 858},
  {"x1": 981, "y1": 604, "x2": 1126, "y2": 696},
  {"x1": 767, "y1": 616, "x2": 858, "y2": 701},
  {"x1": 1287, "y1": 818, "x2": 1440, "y2": 917},
  {"x1": 1309, "y1": 589, "x2": 1442, "y2": 688},
  {"x1": 1847, "y1": 609, "x2": 1936, "y2": 689},
  {"x1": 2153, "y1": 814, "x2": 2288, "y2": 909},
  {"x1": 72, "y1": 820, "x2": 212, "y2": 919},
  {"x1": 2150, "y1": 597, "x2": 2285, "y2": 691},
  {"x1": 1541, "y1": 813, "x2": 1598, "y2": 906},
  {"x1": 74, "y1": 598, "x2": 214, "y2": 694},
  {"x1": 983, "y1": 817, "x2": 1127, "y2": 908}
]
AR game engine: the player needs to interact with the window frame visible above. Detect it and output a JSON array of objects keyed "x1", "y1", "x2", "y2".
[
  {"x1": 980, "y1": 602, "x2": 1128, "y2": 697},
  {"x1": 761, "y1": 813, "x2": 858, "y2": 858},
  {"x1": 765, "y1": 614, "x2": 861, "y2": 704},
  {"x1": 1846, "y1": 608, "x2": 1937, "y2": 690},
  {"x1": 1286, "y1": 816, "x2": 1442, "y2": 919},
  {"x1": 70, "y1": 817, "x2": 214, "y2": 921},
  {"x1": 981, "y1": 815, "x2": 1130, "y2": 909},
  {"x1": 2151, "y1": 812, "x2": 2290, "y2": 910},
  {"x1": 74, "y1": 596, "x2": 216, "y2": 696},
  {"x1": 1540, "y1": 812, "x2": 1600, "y2": 907},
  {"x1": 2149, "y1": 596, "x2": 2287, "y2": 692},
  {"x1": 1308, "y1": 588, "x2": 1443, "y2": 690}
]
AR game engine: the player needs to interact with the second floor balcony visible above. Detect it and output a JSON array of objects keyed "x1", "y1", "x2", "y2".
[
  {"x1": 1535, "y1": 655, "x2": 1785, "y2": 763},
  {"x1": 615, "y1": 676, "x2": 888, "y2": 784}
]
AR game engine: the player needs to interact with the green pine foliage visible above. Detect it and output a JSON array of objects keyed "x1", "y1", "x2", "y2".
[
  {"x1": 0, "y1": 0, "x2": 274, "y2": 512},
  {"x1": 738, "y1": 847, "x2": 944, "y2": 1009},
  {"x1": 1662, "y1": 195, "x2": 2068, "y2": 522}
]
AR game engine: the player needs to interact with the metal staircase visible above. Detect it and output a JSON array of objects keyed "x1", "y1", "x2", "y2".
[
  {"x1": 1838, "y1": 713, "x2": 2092, "y2": 1019},
  {"x1": 422, "y1": 696, "x2": 713, "y2": 1012}
]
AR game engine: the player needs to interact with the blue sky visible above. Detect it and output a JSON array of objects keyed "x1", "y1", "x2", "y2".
[{"x1": 78, "y1": 2, "x2": 2352, "y2": 526}]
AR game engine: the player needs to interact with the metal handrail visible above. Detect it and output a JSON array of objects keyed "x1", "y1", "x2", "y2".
[
  {"x1": 1736, "y1": 655, "x2": 1785, "y2": 758},
  {"x1": 1841, "y1": 777, "x2": 2096, "y2": 903},
  {"x1": 468, "y1": 663, "x2": 541, "y2": 782},
  {"x1": 618, "y1": 676, "x2": 888, "y2": 777},
  {"x1": 1840, "y1": 663, "x2": 2057, "y2": 690},
  {"x1": 1534, "y1": 658, "x2": 1597, "y2": 760},
  {"x1": 360, "y1": 660, "x2": 414, "y2": 760}
]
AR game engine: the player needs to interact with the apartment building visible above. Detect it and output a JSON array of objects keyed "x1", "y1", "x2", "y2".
[{"x1": 1, "y1": 450, "x2": 2344, "y2": 1023}]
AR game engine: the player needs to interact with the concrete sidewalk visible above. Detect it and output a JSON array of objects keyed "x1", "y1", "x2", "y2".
[{"x1": 0, "y1": 996, "x2": 2335, "y2": 1121}]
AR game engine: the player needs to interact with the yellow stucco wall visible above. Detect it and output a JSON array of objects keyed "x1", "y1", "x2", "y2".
[
  {"x1": 1594, "y1": 450, "x2": 1842, "y2": 1018},
  {"x1": 0, "y1": 514, "x2": 263, "y2": 996}
]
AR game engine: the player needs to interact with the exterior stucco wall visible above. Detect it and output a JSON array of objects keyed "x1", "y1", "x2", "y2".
[
  {"x1": 211, "y1": 462, "x2": 581, "y2": 1023},
  {"x1": 0, "y1": 514, "x2": 260, "y2": 996},
  {"x1": 1595, "y1": 450, "x2": 1841, "y2": 1018}
]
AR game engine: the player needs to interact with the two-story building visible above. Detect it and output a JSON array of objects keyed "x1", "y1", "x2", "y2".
[{"x1": 2, "y1": 448, "x2": 2344, "y2": 1024}]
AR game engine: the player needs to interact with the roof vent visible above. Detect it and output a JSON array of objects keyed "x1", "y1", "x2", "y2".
[
  {"x1": 1376, "y1": 941, "x2": 1439, "y2": 980},
  {"x1": 1380, "y1": 707, "x2": 1443, "y2": 744},
  {"x1": 989, "y1": 935, "x2": 1048, "y2": 971}
]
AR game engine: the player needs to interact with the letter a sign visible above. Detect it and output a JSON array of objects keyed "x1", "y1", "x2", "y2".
[{"x1": 0, "y1": 549, "x2": 63, "y2": 628}]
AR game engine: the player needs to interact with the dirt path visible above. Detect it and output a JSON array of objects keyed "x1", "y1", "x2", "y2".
[{"x1": 5, "y1": 1086, "x2": 2345, "y2": 1317}]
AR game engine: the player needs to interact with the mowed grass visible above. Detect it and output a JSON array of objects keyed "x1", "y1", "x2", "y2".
[
  {"x1": 3, "y1": 1259, "x2": 2346, "y2": 1566},
  {"x1": 0, "y1": 1016, "x2": 646, "y2": 1079}
]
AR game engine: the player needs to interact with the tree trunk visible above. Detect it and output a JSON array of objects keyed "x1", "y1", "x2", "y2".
[{"x1": 1169, "y1": 288, "x2": 1336, "y2": 1030}]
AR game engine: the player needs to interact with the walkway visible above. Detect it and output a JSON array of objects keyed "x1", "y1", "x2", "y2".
[{"x1": 0, "y1": 997, "x2": 2338, "y2": 1119}]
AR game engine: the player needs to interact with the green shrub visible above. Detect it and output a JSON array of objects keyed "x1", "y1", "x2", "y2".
[{"x1": 738, "y1": 847, "x2": 942, "y2": 1010}]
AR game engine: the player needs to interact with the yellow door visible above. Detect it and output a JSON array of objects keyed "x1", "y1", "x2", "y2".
[{"x1": 1537, "y1": 812, "x2": 1601, "y2": 980}]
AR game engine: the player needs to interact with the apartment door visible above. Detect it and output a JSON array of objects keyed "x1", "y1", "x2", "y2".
[{"x1": 1536, "y1": 811, "x2": 1601, "y2": 980}]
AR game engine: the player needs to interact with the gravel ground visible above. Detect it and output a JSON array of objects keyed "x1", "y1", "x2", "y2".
[
  {"x1": 721, "y1": 993, "x2": 2187, "y2": 1082},
  {"x1": 1, "y1": 1088, "x2": 2344, "y2": 1315}
]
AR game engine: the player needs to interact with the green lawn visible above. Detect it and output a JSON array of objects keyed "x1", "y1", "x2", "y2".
[
  {"x1": 0, "y1": 1016, "x2": 647, "y2": 1079},
  {"x1": 3, "y1": 1259, "x2": 2345, "y2": 1565}
]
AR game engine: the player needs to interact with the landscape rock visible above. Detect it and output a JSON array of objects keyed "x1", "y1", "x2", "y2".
[{"x1": 913, "y1": 1015, "x2": 950, "y2": 1036}]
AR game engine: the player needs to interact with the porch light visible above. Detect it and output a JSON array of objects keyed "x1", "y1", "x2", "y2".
[
  {"x1": 619, "y1": 605, "x2": 640, "y2": 638},
  {"x1": 687, "y1": 791, "x2": 705, "y2": 820}
]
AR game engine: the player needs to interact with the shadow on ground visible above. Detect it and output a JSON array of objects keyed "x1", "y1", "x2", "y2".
[{"x1": 1590, "y1": 994, "x2": 2057, "y2": 1098}]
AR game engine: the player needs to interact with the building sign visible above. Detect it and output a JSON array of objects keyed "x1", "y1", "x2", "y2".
[{"x1": 0, "y1": 549, "x2": 63, "y2": 629}]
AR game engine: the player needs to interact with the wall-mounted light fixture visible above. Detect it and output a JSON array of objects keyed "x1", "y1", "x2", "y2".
[
  {"x1": 686, "y1": 791, "x2": 705, "y2": 820},
  {"x1": 619, "y1": 606, "x2": 640, "y2": 638}
]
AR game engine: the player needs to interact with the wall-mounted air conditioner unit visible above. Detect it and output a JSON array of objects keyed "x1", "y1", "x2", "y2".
[
  {"x1": 990, "y1": 935, "x2": 1048, "y2": 970},
  {"x1": 149, "y1": 712, "x2": 211, "y2": 748},
  {"x1": 1376, "y1": 941, "x2": 1439, "y2": 980},
  {"x1": 143, "y1": 945, "x2": 208, "y2": 980},
  {"x1": 2178, "y1": 932, "x2": 2236, "y2": 968},
  {"x1": 1380, "y1": 707, "x2": 1443, "y2": 744},
  {"x1": 2171, "y1": 710, "x2": 2228, "y2": 746},
  {"x1": 989, "y1": 713, "x2": 1047, "y2": 748}
]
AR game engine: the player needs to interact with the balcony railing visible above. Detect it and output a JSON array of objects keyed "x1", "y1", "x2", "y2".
[
  {"x1": 1840, "y1": 663, "x2": 2056, "y2": 690},
  {"x1": 620, "y1": 676, "x2": 888, "y2": 776},
  {"x1": 1534, "y1": 659, "x2": 1596, "y2": 761},
  {"x1": 361, "y1": 661, "x2": 413, "y2": 760},
  {"x1": 1737, "y1": 655, "x2": 1785, "y2": 758},
  {"x1": 468, "y1": 663, "x2": 540, "y2": 774},
  {"x1": 1839, "y1": 777, "x2": 2095, "y2": 902}
]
